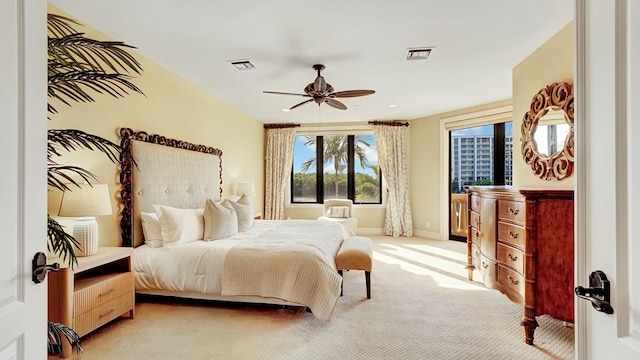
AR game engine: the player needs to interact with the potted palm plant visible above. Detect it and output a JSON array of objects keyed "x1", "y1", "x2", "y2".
[{"x1": 46, "y1": 13, "x2": 144, "y2": 356}]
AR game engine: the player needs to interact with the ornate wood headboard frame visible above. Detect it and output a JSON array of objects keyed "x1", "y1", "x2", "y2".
[{"x1": 119, "y1": 128, "x2": 223, "y2": 247}]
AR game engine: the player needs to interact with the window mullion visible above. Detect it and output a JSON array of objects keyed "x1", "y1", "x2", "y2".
[
  {"x1": 348, "y1": 135, "x2": 355, "y2": 201},
  {"x1": 316, "y1": 136, "x2": 324, "y2": 203}
]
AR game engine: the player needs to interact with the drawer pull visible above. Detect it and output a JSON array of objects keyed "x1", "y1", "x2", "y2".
[
  {"x1": 474, "y1": 218, "x2": 480, "y2": 225},
  {"x1": 99, "y1": 309, "x2": 115, "y2": 318},
  {"x1": 99, "y1": 288, "x2": 116, "y2": 297},
  {"x1": 507, "y1": 253, "x2": 518, "y2": 261},
  {"x1": 482, "y1": 262, "x2": 489, "y2": 269},
  {"x1": 508, "y1": 230, "x2": 519, "y2": 239},
  {"x1": 475, "y1": 251, "x2": 480, "y2": 256},
  {"x1": 508, "y1": 275, "x2": 519, "y2": 285},
  {"x1": 508, "y1": 207, "x2": 520, "y2": 216}
]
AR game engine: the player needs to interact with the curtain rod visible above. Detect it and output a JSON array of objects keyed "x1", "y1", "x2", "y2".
[
  {"x1": 263, "y1": 123, "x2": 301, "y2": 129},
  {"x1": 368, "y1": 121, "x2": 409, "y2": 127}
]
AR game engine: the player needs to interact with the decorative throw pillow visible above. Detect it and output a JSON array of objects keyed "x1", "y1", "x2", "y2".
[
  {"x1": 153, "y1": 205, "x2": 205, "y2": 247},
  {"x1": 228, "y1": 194, "x2": 254, "y2": 232},
  {"x1": 140, "y1": 211, "x2": 163, "y2": 248},
  {"x1": 327, "y1": 206, "x2": 349, "y2": 218},
  {"x1": 203, "y1": 198, "x2": 238, "y2": 240}
]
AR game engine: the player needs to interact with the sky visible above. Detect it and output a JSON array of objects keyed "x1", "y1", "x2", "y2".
[{"x1": 293, "y1": 134, "x2": 378, "y2": 176}]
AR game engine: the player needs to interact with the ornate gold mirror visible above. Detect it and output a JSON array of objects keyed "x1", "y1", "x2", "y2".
[{"x1": 520, "y1": 82, "x2": 574, "y2": 180}]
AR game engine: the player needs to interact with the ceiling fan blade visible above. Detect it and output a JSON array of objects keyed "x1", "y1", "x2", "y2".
[
  {"x1": 330, "y1": 90, "x2": 376, "y2": 98},
  {"x1": 289, "y1": 98, "x2": 314, "y2": 110},
  {"x1": 263, "y1": 91, "x2": 310, "y2": 97},
  {"x1": 325, "y1": 98, "x2": 347, "y2": 110}
]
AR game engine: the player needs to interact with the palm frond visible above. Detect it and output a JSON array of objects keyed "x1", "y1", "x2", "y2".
[
  {"x1": 48, "y1": 129, "x2": 123, "y2": 163},
  {"x1": 47, "y1": 14, "x2": 82, "y2": 38},
  {"x1": 47, "y1": 163, "x2": 98, "y2": 192},
  {"x1": 48, "y1": 320, "x2": 82, "y2": 355},
  {"x1": 49, "y1": 33, "x2": 142, "y2": 74},
  {"x1": 47, "y1": 216, "x2": 79, "y2": 269},
  {"x1": 48, "y1": 71, "x2": 144, "y2": 113}
]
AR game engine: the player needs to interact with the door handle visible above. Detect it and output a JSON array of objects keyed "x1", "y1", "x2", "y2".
[
  {"x1": 32, "y1": 252, "x2": 60, "y2": 284},
  {"x1": 574, "y1": 270, "x2": 614, "y2": 314}
]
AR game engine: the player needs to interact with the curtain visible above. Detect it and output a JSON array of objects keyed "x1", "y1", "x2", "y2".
[
  {"x1": 373, "y1": 125, "x2": 413, "y2": 237},
  {"x1": 264, "y1": 127, "x2": 296, "y2": 220}
]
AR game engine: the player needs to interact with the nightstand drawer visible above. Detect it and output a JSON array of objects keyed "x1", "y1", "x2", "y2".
[
  {"x1": 74, "y1": 272, "x2": 133, "y2": 315},
  {"x1": 469, "y1": 211, "x2": 480, "y2": 229},
  {"x1": 73, "y1": 292, "x2": 133, "y2": 337}
]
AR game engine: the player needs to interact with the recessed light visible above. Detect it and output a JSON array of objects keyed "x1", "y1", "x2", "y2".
[
  {"x1": 388, "y1": 104, "x2": 398, "y2": 108},
  {"x1": 228, "y1": 59, "x2": 256, "y2": 70}
]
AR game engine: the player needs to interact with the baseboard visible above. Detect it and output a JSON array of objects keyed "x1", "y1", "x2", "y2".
[
  {"x1": 355, "y1": 228, "x2": 446, "y2": 240},
  {"x1": 412, "y1": 229, "x2": 446, "y2": 240},
  {"x1": 355, "y1": 228, "x2": 385, "y2": 236}
]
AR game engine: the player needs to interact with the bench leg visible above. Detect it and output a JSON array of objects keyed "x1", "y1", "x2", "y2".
[
  {"x1": 338, "y1": 270, "x2": 343, "y2": 296},
  {"x1": 365, "y1": 271, "x2": 371, "y2": 299}
]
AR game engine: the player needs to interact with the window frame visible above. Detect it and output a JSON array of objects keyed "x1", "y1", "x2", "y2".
[{"x1": 290, "y1": 134, "x2": 382, "y2": 205}]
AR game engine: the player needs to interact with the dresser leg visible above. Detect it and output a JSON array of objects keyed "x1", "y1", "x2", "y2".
[
  {"x1": 520, "y1": 317, "x2": 539, "y2": 345},
  {"x1": 466, "y1": 266, "x2": 475, "y2": 281}
]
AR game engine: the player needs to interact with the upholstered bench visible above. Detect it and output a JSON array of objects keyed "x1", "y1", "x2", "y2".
[{"x1": 335, "y1": 236, "x2": 373, "y2": 299}]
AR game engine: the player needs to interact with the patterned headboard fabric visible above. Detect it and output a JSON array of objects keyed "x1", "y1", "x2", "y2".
[{"x1": 119, "y1": 128, "x2": 223, "y2": 247}]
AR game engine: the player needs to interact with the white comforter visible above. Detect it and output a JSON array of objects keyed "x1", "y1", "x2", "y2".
[{"x1": 134, "y1": 220, "x2": 350, "y2": 320}]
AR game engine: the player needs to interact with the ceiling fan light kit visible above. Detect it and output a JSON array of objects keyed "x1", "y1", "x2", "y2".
[{"x1": 263, "y1": 64, "x2": 375, "y2": 111}]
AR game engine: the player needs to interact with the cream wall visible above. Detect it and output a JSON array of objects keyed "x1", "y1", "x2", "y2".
[
  {"x1": 47, "y1": 5, "x2": 264, "y2": 247},
  {"x1": 512, "y1": 22, "x2": 574, "y2": 189}
]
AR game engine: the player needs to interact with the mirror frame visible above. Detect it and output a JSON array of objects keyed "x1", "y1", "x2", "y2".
[{"x1": 520, "y1": 82, "x2": 574, "y2": 181}]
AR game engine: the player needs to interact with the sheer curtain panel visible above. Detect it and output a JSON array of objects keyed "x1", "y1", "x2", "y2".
[
  {"x1": 372, "y1": 124, "x2": 413, "y2": 236},
  {"x1": 264, "y1": 127, "x2": 296, "y2": 220}
]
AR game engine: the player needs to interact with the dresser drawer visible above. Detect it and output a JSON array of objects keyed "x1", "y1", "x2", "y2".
[
  {"x1": 469, "y1": 211, "x2": 480, "y2": 229},
  {"x1": 497, "y1": 222, "x2": 526, "y2": 249},
  {"x1": 498, "y1": 199, "x2": 525, "y2": 224},
  {"x1": 472, "y1": 243, "x2": 481, "y2": 268},
  {"x1": 498, "y1": 265, "x2": 525, "y2": 299},
  {"x1": 74, "y1": 272, "x2": 133, "y2": 315},
  {"x1": 73, "y1": 292, "x2": 133, "y2": 337},
  {"x1": 497, "y1": 243, "x2": 524, "y2": 273},
  {"x1": 470, "y1": 226, "x2": 481, "y2": 246},
  {"x1": 479, "y1": 255, "x2": 498, "y2": 288},
  {"x1": 470, "y1": 194, "x2": 481, "y2": 212}
]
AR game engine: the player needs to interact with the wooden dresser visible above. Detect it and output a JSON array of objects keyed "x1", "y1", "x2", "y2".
[
  {"x1": 48, "y1": 247, "x2": 135, "y2": 358},
  {"x1": 466, "y1": 187, "x2": 574, "y2": 345}
]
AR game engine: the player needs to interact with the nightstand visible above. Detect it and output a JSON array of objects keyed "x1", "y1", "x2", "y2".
[{"x1": 48, "y1": 247, "x2": 135, "y2": 358}]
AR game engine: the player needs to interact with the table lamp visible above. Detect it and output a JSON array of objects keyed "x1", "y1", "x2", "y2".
[{"x1": 58, "y1": 183, "x2": 112, "y2": 256}]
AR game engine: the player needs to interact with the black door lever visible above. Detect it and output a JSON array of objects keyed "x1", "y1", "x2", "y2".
[{"x1": 574, "y1": 270, "x2": 614, "y2": 314}]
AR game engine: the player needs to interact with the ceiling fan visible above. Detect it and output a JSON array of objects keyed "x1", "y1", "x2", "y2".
[{"x1": 263, "y1": 64, "x2": 375, "y2": 111}]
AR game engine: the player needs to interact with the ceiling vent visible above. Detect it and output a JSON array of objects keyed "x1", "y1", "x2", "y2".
[
  {"x1": 228, "y1": 59, "x2": 256, "y2": 70},
  {"x1": 405, "y1": 47, "x2": 433, "y2": 61}
]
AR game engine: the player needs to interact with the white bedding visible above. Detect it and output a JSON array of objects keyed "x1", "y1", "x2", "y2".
[{"x1": 134, "y1": 219, "x2": 351, "y2": 320}]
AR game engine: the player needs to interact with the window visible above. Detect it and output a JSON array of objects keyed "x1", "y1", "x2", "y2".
[{"x1": 292, "y1": 134, "x2": 381, "y2": 204}]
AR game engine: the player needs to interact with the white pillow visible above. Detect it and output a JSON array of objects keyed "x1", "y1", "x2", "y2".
[
  {"x1": 327, "y1": 206, "x2": 349, "y2": 218},
  {"x1": 153, "y1": 205, "x2": 205, "y2": 247},
  {"x1": 203, "y1": 198, "x2": 238, "y2": 240},
  {"x1": 228, "y1": 194, "x2": 254, "y2": 232},
  {"x1": 140, "y1": 211, "x2": 163, "y2": 248}
]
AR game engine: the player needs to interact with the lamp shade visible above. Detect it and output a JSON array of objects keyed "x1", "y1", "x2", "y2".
[
  {"x1": 58, "y1": 183, "x2": 113, "y2": 217},
  {"x1": 236, "y1": 182, "x2": 256, "y2": 197}
]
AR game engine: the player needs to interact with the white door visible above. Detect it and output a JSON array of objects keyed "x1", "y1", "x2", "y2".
[
  {"x1": 0, "y1": 1, "x2": 48, "y2": 359},
  {"x1": 575, "y1": 0, "x2": 640, "y2": 358}
]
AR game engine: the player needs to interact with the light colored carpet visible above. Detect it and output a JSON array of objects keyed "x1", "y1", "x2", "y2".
[{"x1": 74, "y1": 236, "x2": 574, "y2": 360}]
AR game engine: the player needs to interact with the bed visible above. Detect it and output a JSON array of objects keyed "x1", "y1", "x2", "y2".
[{"x1": 118, "y1": 128, "x2": 348, "y2": 320}]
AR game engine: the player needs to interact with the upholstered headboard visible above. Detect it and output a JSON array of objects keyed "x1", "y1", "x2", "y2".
[{"x1": 119, "y1": 128, "x2": 223, "y2": 247}]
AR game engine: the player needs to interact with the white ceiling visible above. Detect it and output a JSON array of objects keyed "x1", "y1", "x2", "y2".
[{"x1": 49, "y1": 0, "x2": 574, "y2": 125}]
